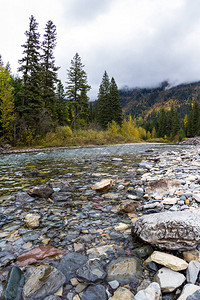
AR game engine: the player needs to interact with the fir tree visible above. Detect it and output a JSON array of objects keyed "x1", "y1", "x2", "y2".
[
  {"x1": 41, "y1": 20, "x2": 59, "y2": 116},
  {"x1": 18, "y1": 15, "x2": 42, "y2": 130},
  {"x1": 55, "y1": 80, "x2": 69, "y2": 125},
  {"x1": 66, "y1": 53, "x2": 91, "y2": 127},
  {"x1": 109, "y1": 77, "x2": 123, "y2": 125},
  {"x1": 97, "y1": 71, "x2": 111, "y2": 129},
  {"x1": 193, "y1": 101, "x2": 199, "y2": 136}
]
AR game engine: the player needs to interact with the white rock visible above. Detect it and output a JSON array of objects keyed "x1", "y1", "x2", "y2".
[
  {"x1": 186, "y1": 260, "x2": 200, "y2": 284},
  {"x1": 162, "y1": 198, "x2": 178, "y2": 205},
  {"x1": 151, "y1": 251, "x2": 188, "y2": 271},
  {"x1": 154, "y1": 267, "x2": 185, "y2": 292},
  {"x1": 177, "y1": 284, "x2": 200, "y2": 300},
  {"x1": 24, "y1": 213, "x2": 40, "y2": 228},
  {"x1": 134, "y1": 282, "x2": 161, "y2": 300}
]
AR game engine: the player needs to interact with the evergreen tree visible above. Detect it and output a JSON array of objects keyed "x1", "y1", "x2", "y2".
[
  {"x1": 193, "y1": 101, "x2": 199, "y2": 136},
  {"x1": 18, "y1": 15, "x2": 42, "y2": 130},
  {"x1": 158, "y1": 108, "x2": 167, "y2": 137},
  {"x1": 66, "y1": 53, "x2": 91, "y2": 127},
  {"x1": 41, "y1": 20, "x2": 59, "y2": 116},
  {"x1": 97, "y1": 71, "x2": 111, "y2": 129},
  {"x1": 55, "y1": 80, "x2": 69, "y2": 125},
  {"x1": 0, "y1": 65, "x2": 15, "y2": 142},
  {"x1": 188, "y1": 103, "x2": 194, "y2": 137},
  {"x1": 109, "y1": 77, "x2": 123, "y2": 125}
]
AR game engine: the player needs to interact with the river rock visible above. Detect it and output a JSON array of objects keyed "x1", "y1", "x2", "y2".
[
  {"x1": 91, "y1": 179, "x2": 113, "y2": 191},
  {"x1": 132, "y1": 211, "x2": 200, "y2": 250},
  {"x1": 150, "y1": 251, "x2": 188, "y2": 271},
  {"x1": 177, "y1": 284, "x2": 200, "y2": 300},
  {"x1": 187, "y1": 290, "x2": 200, "y2": 300},
  {"x1": 23, "y1": 264, "x2": 66, "y2": 299},
  {"x1": 49, "y1": 180, "x2": 73, "y2": 192},
  {"x1": 134, "y1": 282, "x2": 161, "y2": 300},
  {"x1": 81, "y1": 284, "x2": 107, "y2": 300},
  {"x1": 57, "y1": 252, "x2": 88, "y2": 282},
  {"x1": 76, "y1": 259, "x2": 107, "y2": 283},
  {"x1": 183, "y1": 249, "x2": 200, "y2": 262},
  {"x1": 153, "y1": 267, "x2": 185, "y2": 292},
  {"x1": 16, "y1": 245, "x2": 62, "y2": 266},
  {"x1": 118, "y1": 200, "x2": 139, "y2": 213},
  {"x1": 24, "y1": 213, "x2": 40, "y2": 228},
  {"x1": 109, "y1": 287, "x2": 134, "y2": 300},
  {"x1": 44, "y1": 296, "x2": 61, "y2": 300},
  {"x1": 28, "y1": 184, "x2": 54, "y2": 198},
  {"x1": 3, "y1": 266, "x2": 24, "y2": 300},
  {"x1": 107, "y1": 257, "x2": 143, "y2": 283},
  {"x1": 186, "y1": 260, "x2": 200, "y2": 284},
  {"x1": 50, "y1": 192, "x2": 72, "y2": 202},
  {"x1": 146, "y1": 178, "x2": 181, "y2": 195}
]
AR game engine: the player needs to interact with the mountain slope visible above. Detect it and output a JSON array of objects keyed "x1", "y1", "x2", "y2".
[{"x1": 119, "y1": 81, "x2": 200, "y2": 119}]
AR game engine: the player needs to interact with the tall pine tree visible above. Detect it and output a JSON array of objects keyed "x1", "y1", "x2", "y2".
[
  {"x1": 41, "y1": 20, "x2": 59, "y2": 117},
  {"x1": 109, "y1": 77, "x2": 123, "y2": 125},
  {"x1": 97, "y1": 71, "x2": 110, "y2": 129},
  {"x1": 66, "y1": 53, "x2": 91, "y2": 127},
  {"x1": 18, "y1": 15, "x2": 42, "y2": 131}
]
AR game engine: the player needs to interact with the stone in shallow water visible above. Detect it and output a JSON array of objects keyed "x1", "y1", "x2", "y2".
[
  {"x1": 109, "y1": 287, "x2": 134, "y2": 300},
  {"x1": 28, "y1": 184, "x2": 53, "y2": 198},
  {"x1": 76, "y1": 259, "x2": 107, "y2": 283},
  {"x1": 132, "y1": 211, "x2": 200, "y2": 250},
  {"x1": 81, "y1": 284, "x2": 107, "y2": 300},
  {"x1": 107, "y1": 257, "x2": 143, "y2": 283},
  {"x1": 3, "y1": 266, "x2": 24, "y2": 300},
  {"x1": 150, "y1": 251, "x2": 188, "y2": 271},
  {"x1": 57, "y1": 252, "x2": 88, "y2": 282},
  {"x1": 153, "y1": 267, "x2": 185, "y2": 293},
  {"x1": 23, "y1": 264, "x2": 66, "y2": 299},
  {"x1": 91, "y1": 179, "x2": 113, "y2": 191},
  {"x1": 146, "y1": 178, "x2": 181, "y2": 195},
  {"x1": 134, "y1": 282, "x2": 161, "y2": 300}
]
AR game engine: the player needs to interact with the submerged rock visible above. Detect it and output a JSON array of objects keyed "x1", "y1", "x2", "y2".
[
  {"x1": 91, "y1": 179, "x2": 113, "y2": 192},
  {"x1": 132, "y1": 211, "x2": 200, "y2": 250},
  {"x1": 28, "y1": 184, "x2": 53, "y2": 198}
]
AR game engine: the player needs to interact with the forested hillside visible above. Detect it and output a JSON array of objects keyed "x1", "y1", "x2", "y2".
[{"x1": 119, "y1": 81, "x2": 200, "y2": 119}]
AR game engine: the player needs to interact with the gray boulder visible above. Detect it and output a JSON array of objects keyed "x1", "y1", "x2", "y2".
[{"x1": 132, "y1": 211, "x2": 200, "y2": 250}]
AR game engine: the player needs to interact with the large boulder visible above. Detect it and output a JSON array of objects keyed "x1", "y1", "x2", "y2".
[{"x1": 132, "y1": 211, "x2": 200, "y2": 250}]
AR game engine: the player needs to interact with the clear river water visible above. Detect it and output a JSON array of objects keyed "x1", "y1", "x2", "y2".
[{"x1": 0, "y1": 143, "x2": 192, "y2": 196}]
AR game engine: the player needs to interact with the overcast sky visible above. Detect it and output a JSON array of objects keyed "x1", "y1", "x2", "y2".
[{"x1": 1, "y1": 0, "x2": 200, "y2": 99}]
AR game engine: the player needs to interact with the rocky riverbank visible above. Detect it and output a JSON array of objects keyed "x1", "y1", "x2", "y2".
[{"x1": 1, "y1": 146, "x2": 200, "y2": 299}]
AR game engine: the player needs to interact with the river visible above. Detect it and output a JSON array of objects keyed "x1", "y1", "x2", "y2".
[{"x1": 0, "y1": 143, "x2": 192, "y2": 196}]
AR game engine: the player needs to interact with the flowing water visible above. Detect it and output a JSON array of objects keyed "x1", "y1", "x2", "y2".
[{"x1": 0, "y1": 143, "x2": 191, "y2": 196}]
